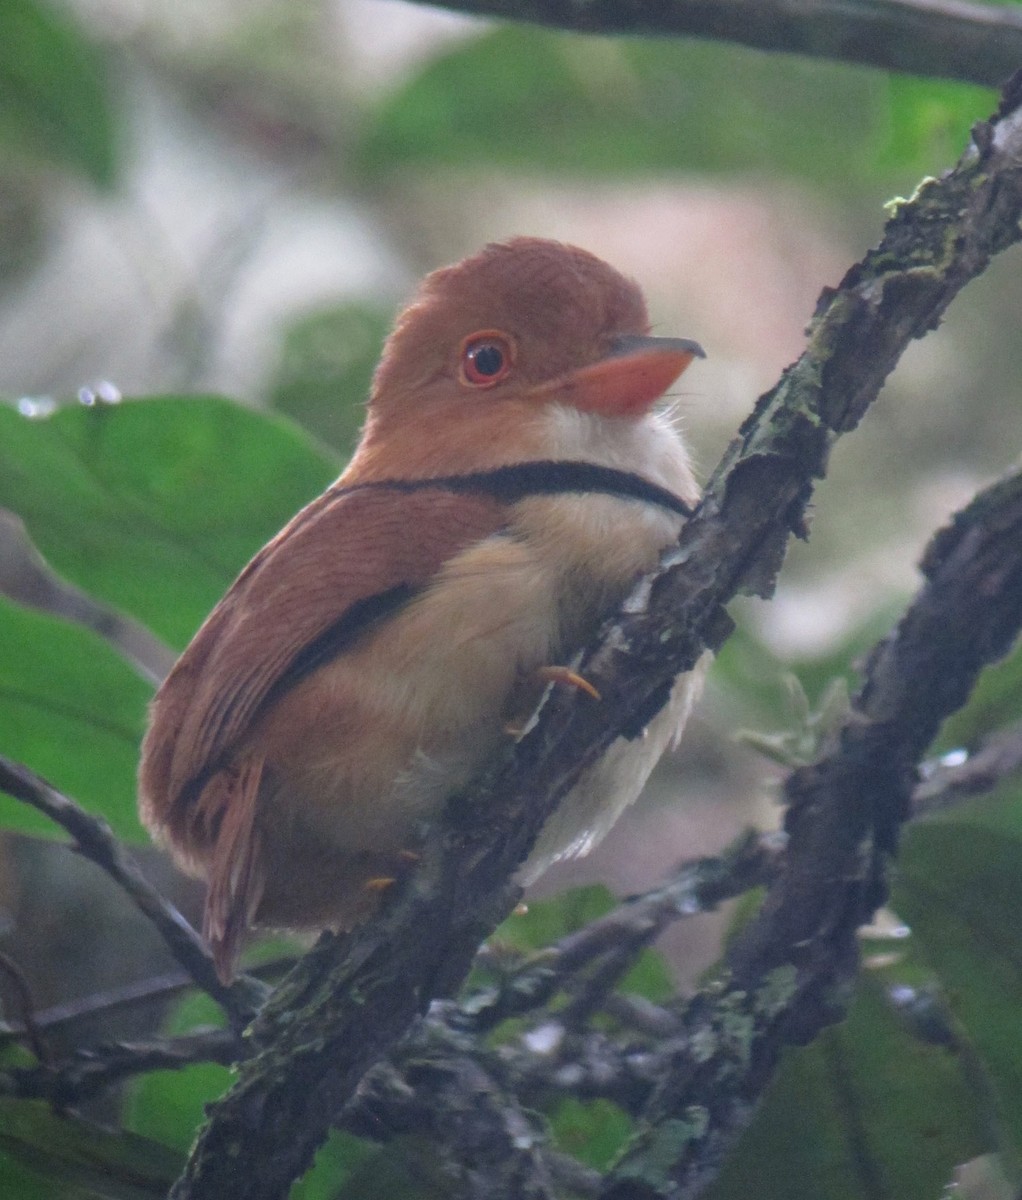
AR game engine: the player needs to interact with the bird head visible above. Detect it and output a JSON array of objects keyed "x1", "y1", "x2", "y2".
[{"x1": 354, "y1": 237, "x2": 704, "y2": 478}]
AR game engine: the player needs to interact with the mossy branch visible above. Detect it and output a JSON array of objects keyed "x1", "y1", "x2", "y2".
[
  {"x1": 412, "y1": 0, "x2": 1022, "y2": 89},
  {"x1": 171, "y1": 77, "x2": 1022, "y2": 1200}
]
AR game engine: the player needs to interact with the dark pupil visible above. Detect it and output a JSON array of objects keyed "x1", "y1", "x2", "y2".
[{"x1": 472, "y1": 344, "x2": 504, "y2": 376}]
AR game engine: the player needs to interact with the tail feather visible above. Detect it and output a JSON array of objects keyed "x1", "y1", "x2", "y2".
[{"x1": 201, "y1": 755, "x2": 266, "y2": 983}]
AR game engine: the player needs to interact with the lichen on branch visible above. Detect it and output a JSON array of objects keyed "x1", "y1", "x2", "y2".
[{"x1": 170, "y1": 77, "x2": 1022, "y2": 1200}]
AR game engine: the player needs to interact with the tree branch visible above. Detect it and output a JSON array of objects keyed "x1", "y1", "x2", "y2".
[
  {"x1": 913, "y1": 716, "x2": 1022, "y2": 814},
  {"x1": 168, "y1": 76, "x2": 1022, "y2": 1200},
  {"x1": 2, "y1": 1030, "x2": 238, "y2": 1109},
  {"x1": 0, "y1": 951, "x2": 51, "y2": 1065},
  {"x1": 6, "y1": 694, "x2": 1019, "y2": 1146},
  {"x1": 416, "y1": 0, "x2": 1022, "y2": 89},
  {"x1": 9, "y1": 707, "x2": 1019, "y2": 1127},
  {"x1": 461, "y1": 830, "x2": 780, "y2": 1035},
  {"x1": 351, "y1": 596, "x2": 1022, "y2": 1188},
  {"x1": 603, "y1": 463, "x2": 1022, "y2": 1200},
  {"x1": 348, "y1": 1023, "x2": 583, "y2": 1200},
  {"x1": 730, "y1": 470, "x2": 1022, "y2": 987},
  {"x1": 0, "y1": 758, "x2": 266, "y2": 1031},
  {"x1": 0, "y1": 957, "x2": 295, "y2": 1049}
]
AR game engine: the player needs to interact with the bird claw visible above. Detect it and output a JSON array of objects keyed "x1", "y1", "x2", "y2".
[
  {"x1": 536, "y1": 664, "x2": 602, "y2": 701},
  {"x1": 364, "y1": 876, "x2": 397, "y2": 893}
]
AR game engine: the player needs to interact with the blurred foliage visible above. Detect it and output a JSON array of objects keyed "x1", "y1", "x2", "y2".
[
  {"x1": 877, "y1": 75, "x2": 1002, "y2": 179},
  {"x1": 0, "y1": 1098, "x2": 181, "y2": 1199},
  {"x1": 940, "y1": 640, "x2": 1022, "y2": 751},
  {"x1": 705, "y1": 971, "x2": 993, "y2": 1200},
  {"x1": 494, "y1": 883, "x2": 675, "y2": 1002},
  {"x1": 0, "y1": 398, "x2": 338, "y2": 649},
  {"x1": 707, "y1": 774, "x2": 1022, "y2": 1198},
  {"x1": 735, "y1": 673, "x2": 850, "y2": 769},
  {"x1": 356, "y1": 27, "x2": 994, "y2": 187},
  {"x1": 549, "y1": 1097, "x2": 632, "y2": 1171},
  {"x1": 124, "y1": 974, "x2": 436, "y2": 1200},
  {"x1": 123, "y1": 991, "x2": 231, "y2": 1154},
  {"x1": 895, "y1": 803, "x2": 1022, "y2": 1171},
  {"x1": 0, "y1": 0, "x2": 117, "y2": 287},
  {"x1": 269, "y1": 302, "x2": 389, "y2": 457},
  {"x1": 0, "y1": 397, "x2": 336, "y2": 842},
  {"x1": 495, "y1": 880, "x2": 618, "y2": 947},
  {"x1": 0, "y1": 0, "x2": 1021, "y2": 1196},
  {"x1": 0, "y1": 0, "x2": 116, "y2": 187},
  {"x1": 1, "y1": 382, "x2": 1021, "y2": 1197},
  {"x1": 0, "y1": 594, "x2": 150, "y2": 840}
]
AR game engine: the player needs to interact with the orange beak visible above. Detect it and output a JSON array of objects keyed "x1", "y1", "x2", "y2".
[{"x1": 529, "y1": 335, "x2": 705, "y2": 418}]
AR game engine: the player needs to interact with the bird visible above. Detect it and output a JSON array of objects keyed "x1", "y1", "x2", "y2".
[{"x1": 139, "y1": 236, "x2": 706, "y2": 981}]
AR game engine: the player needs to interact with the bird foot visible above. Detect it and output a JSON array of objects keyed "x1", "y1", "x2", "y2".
[
  {"x1": 536, "y1": 664, "x2": 602, "y2": 701},
  {"x1": 364, "y1": 876, "x2": 397, "y2": 894}
]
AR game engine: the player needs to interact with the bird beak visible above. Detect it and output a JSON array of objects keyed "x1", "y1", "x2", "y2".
[{"x1": 529, "y1": 334, "x2": 706, "y2": 418}]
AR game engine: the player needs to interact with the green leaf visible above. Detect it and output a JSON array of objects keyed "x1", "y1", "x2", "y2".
[
  {"x1": 123, "y1": 980, "x2": 374, "y2": 1195},
  {"x1": 877, "y1": 75, "x2": 997, "y2": 179},
  {"x1": 0, "y1": 1099, "x2": 182, "y2": 1199},
  {"x1": 269, "y1": 303, "x2": 388, "y2": 455},
  {"x1": 710, "y1": 795, "x2": 1022, "y2": 1198},
  {"x1": 939, "y1": 640, "x2": 1022, "y2": 752},
  {"x1": 497, "y1": 883, "x2": 617, "y2": 949},
  {"x1": 619, "y1": 945, "x2": 675, "y2": 1005},
  {"x1": 123, "y1": 991, "x2": 231, "y2": 1155},
  {"x1": 0, "y1": 595, "x2": 151, "y2": 840},
  {"x1": 549, "y1": 1097, "x2": 632, "y2": 1172},
  {"x1": 291, "y1": 1130, "x2": 377, "y2": 1200},
  {"x1": 0, "y1": 1152, "x2": 58, "y2": 1200},
  {"x1": 0, "y1": 397, "x2": 338, "y2": 649},
  {"x1": 358, "y1": 28, "x2": 893, "y2": 185},
  {"x1": 492, "y1": 884, "x2": 674, "y2": 1003},
  {"x1": 0, "y1": 0, "x2": 117, "y2": 186},
  {"x1": 122, "y1": 982, "x2": 376, "y2": 1197},
  {"x1": 705, "y1": 973, "x2": 991, "y2": 1200},
  {"x1": 936, "y1": 777, "x2": 1022, "y2": 844},
  {"x1": 332, "y1": 1139, "x2": 448, "y2": 1200},
  {"x1": 894, "y1": 820, "x2": 1022, "y2": 1169}
]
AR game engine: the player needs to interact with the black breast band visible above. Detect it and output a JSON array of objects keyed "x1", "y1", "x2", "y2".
[{"x1": 337, "y1": 460, "x2": 693, "y2": 517}]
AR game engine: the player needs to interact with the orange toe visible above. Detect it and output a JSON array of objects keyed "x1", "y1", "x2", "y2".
[{"x1": 536, "y1": 664, "x2": 602, "y2": 701}]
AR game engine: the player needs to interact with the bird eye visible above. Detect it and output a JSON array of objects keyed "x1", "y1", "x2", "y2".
[{"x1": 460, "y1": 332, "x2": 514, "y2": 388}]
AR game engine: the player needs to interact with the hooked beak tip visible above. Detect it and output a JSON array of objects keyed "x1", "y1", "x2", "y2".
[
  {"x1": 530, "y1": 333, "x2": 705, "y2": 418},
  {"x1": 608, "y1": 334, "x2": 707, "y2": 361}
]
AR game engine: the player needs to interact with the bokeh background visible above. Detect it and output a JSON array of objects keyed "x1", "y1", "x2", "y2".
[{"x1": 1, "y1": 0, "x2": 1021, "y2": 1193}]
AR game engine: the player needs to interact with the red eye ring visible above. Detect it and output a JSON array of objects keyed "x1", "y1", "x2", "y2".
[{"x1": 460, "y1": 331, "x2": 515, "y2": 388}]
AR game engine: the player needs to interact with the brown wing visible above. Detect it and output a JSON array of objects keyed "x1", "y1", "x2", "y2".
[{"x1": 138, "y1": 483, "x2": 508, "y2": 842}]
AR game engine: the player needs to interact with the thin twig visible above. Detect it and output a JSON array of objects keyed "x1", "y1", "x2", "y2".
[
  {"x1": 0, "y1": 757, "x2": 266, "y2": 1030},
  {"x1": 0, "y1": 969, "x2": 196, "y2": 1049},
  {"x1": 463, "y1": 831, "x2": 780, "y2": 1033},
  {"x1": 602, "y1": 993, "x2": 684, "y2": 1040},
  {"x1": 0, "y1": 950, "x2": 51, "y2": 1065},
  {"x1": 484, "y1": 1020, "x2": 661, "y2": 1113},
  {"x1": 913, "y1": 718, "x2": 1022, "y2": 815},
  {"x1": 2, "y1": 1029, "x2": 238, "y2": 1108},
  {"x1": 0, "y1": 954, "x2": 296, "y2": 1048},
  {"x1": 11, "y1": 701, "x2": 1018, "y2": 1112},
  {"x1": 2, "y1": 703, "x2": 1016, "y2": 1107},
  {"x1": 415, "y1": 0, "x2": 1022, "y2": 89}
]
